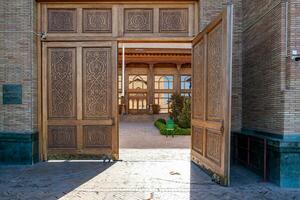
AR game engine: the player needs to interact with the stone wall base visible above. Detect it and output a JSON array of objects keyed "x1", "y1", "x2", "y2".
[
  {"x1": 0, "y1": 132, "x2": 39, "y2": 165},
  {"x1": 232, "y1": 130, "x2": 300, "y2": 188}
]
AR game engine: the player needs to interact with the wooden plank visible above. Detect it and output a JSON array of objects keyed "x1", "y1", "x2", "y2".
[
  {"x1": 47, "y1": 119, "x2": 114, "y2": 126},
  {"x1": 42, "y1": 43, "x2": 48, "y2": 160},
  {"x1": 111, "y1": 41, "x2": 119, "y2": 160},
  {"x1": 192, "y1": 119, "x2": 223, "y2": 132},
  {"x1": 37, "y1": 2, "x2": 43, "y2": 161}
]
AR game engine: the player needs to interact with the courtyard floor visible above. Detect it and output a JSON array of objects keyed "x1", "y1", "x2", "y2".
[
  {"x1": 0, "y1": 122, "x2": 300, "y2": 200},
  {"x1": 119, "y1": 121, "x2": 190, "y2": 149}
]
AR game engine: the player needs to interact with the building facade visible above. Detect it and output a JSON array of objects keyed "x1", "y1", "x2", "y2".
[
  {"x1": 118, "y1": 50, "x2": 191, "y2": 115},
  {"x1": 0, "y1": 0, "x2": 300, "y2": 187}
]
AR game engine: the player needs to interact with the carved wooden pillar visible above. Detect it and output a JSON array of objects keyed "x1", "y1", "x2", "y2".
[
  {"x1": 124, "y1": 65, "x2": 129, "y2": 114},
  {"x1": 175, "y1": 64, "x2": 182, "y2": 94},
  {"x1": 148, "y1": 64, "x2": 155, "y2": 113}
]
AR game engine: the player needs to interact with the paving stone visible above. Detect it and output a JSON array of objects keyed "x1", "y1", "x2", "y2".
[{"x1": 0, "y1": 148, "x2": 300, "y2": 200}]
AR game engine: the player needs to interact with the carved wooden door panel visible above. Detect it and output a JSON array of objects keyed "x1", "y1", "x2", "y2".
[
  {"x1": 42, "y1": 41, "x2": 118, "y2": 160},
  {"x1": 191, "y1": 5, "x2": 233, "y2": 186}
]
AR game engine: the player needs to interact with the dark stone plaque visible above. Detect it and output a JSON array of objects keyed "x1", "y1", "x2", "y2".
[{"x1": 3, "y1": 84, "x2": 22, "y2": 104}]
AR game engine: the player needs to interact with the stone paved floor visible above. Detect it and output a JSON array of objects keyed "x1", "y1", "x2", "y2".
[
  {"x1": 1, "y1": 149, "x2": 300, "y2": 200},
  {"x1": 120, "y1": 121, "x2": 190, "y2": 149},
  {"x1": 1, "y1": 122, "x2": 300, "y2": 200}
]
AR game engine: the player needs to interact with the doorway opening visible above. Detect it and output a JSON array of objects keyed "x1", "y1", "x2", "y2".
[{"x1": 117, "y1": 43, "x2": 192, "y2": 159}]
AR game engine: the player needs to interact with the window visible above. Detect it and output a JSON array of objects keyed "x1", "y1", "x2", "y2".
[
  {"x1": 181, "y1": 75, "x2": 191, "y2": 90},
  {"x1": 118, "y1": 74, "x2": 122, "y2": 91},
  {"x1": 129, "y1": 93, "x2": 147, "y2": 110},
  {"x1": 155, "y1": 75, "x2": 173, "y2": 90},
  {"x1": 181, "y1": 75, "x2": 191, "y2": 97},
  {"x1": 181, "y1": 92, "x2": 191, "y2": 97},
  {"x1": 118, "y1": 75, "x2": 123, "y2": 105},
  {"x1": 154, "y1": 93, "x2": 172, "y2": 113},
  {"x1": 129, "y1": 75, "x2": 147, "y2": 90},
  {"x1": 118, "y1": 93, "x2": 122, "y2": 105}
]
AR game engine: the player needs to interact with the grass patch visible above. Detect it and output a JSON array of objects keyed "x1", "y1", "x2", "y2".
[{"x1": 154, "y1": 119, "x2": 191, "y2": 136}]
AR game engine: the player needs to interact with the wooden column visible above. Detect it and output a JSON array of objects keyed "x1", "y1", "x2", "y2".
[
  {"x1": 175, "y1": 64, "x2": 182, "y2": 94},
  {"x1": 124, "y1": 65, "x2": 129, "y2": 114},
  {"x1": 148, "y1": 64, "x2": 155, "y2": 113}
]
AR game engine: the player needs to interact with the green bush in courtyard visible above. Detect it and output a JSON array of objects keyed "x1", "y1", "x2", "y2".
[
  {"x1": 154, "y1": 119, "x2": 190, "y2": 136},
  {"x1": 170, "y1": 93, "x2": 184, "y2": 124},
  {"x1": 178, "y1": 98, "x2": 191, "y2": 128},
  {"x1": 156, "y1": 118, "x2": 166, "y2": 124}
]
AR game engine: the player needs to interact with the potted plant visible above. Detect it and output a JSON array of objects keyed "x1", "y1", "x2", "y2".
[{"x1": 152, "y1": 104, "x2": 160, "y2": 114}]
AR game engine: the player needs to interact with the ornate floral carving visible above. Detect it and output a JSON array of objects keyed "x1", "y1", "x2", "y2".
[
  {"x1": 192, "y1": 127, "x2": 204, "y2": 155},
  {"x1": 124, "y1": 9, "x2": 153, "y2": 33},
  {"x1": 159, "y1": 9, "x2": 188, "y2": 33},
  {"x1": 48, "y1": 126, "x2": 77, "y2": 148},
  {"x1": 83, "y1": 126, "x2": 112, "y2": 148},
  {"x1": 193, "y1": 40, "x2": 204, "y2": 119},
  {"x1": 48, "y1": 9, "x2": 76, "y2": 32},
  {"x1": 83, "y1": 48, "x2": 111, "y2": 119},
  {"x1": 207, "y1": 24, "x2": 223, "y2": 121},
  {"x1": 83, "y1": 9, "x2": 112, "y2": 33},
  {"x1": 206, "y1": 130, "x2": 222, "y2": 165},
  {"x1": 48, "y1": 48, "x2": 76, "y2": 119}
]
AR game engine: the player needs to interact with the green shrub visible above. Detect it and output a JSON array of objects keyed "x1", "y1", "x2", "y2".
[
  {"x1": 154, "y1": 119, "x2": 190, "y2": 136},
  {"x1": 178, "y1": 98, "x2": 191, "y2": 128},
  {"x1": 170, "y1": 93, "x2": 184, "y2": 123},
  {"x1": 157, "y1": 118, "x2": 166, "y2": 124},
  {"x1": 154, "y1": 119, "x2": 169, "y2": 135},
  {"x1": 174, "y1": 126, "x2": 191, "y2": 135}
]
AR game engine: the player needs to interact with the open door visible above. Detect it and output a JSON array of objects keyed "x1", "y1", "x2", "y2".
[
  {"x1": 41, "y1": 41, "x2": 119, "y2": 160},
  {"x1": 191, "y1": 5, "x2": 233, "y2": 186}
]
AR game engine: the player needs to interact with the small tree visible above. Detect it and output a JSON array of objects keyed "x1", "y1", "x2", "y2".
[
  {"x1": 170, "y1": 93, "x2": 184, "y2": 124},
  {"x1": 178, "y1": 98, "x2": 191, "y2": 128}
]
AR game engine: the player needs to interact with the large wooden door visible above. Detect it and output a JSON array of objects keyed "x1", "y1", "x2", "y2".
[
  {"x1": 42, "y1": 41, "x2": 118, "y2": 160},
  {"x1": 191, "y1": 5, "x2": 233, "y2": 186}
]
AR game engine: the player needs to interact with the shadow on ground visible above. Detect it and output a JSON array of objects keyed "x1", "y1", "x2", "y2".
[
  {"x1": 1, "y1": 149, "x2": 300, "y2": 200},
  {"x1": 0, "y1": 161, "x2": 114, "y2": 200}
]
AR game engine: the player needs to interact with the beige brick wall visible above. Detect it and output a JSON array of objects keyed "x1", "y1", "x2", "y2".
[
  {"x1": 284, "y1": 0, "x2": 300, "y2": 134},
  {"x1": 242, "y1": 0, "x2": 286, "y2": 134},
  {"x1": 0, "y1": 0, "x2": 37, "y2": 133},
  {"x1": 199, "y1": 0, "x2": 243, "y2": 131}
]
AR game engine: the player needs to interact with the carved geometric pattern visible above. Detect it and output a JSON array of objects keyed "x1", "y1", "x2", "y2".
[
  {"x1": 159, "y1": 9, "x2": 188, "y2": 33},
  {"x1": 83, "y1": 47, "x2": 111, "y2": 119},
  {"x1": 83, "y1": 9, "x2": 112, "y2": 33},
  {"x1": 48, "y1": 9, "x2": 77, "y2": 32},
  {"x1": 192, "y1": 40, "x2": 204, "y2": 119},
  {"x1": 124, "y1": 9, "x2": 153, "y2": 33},
  {"x1": 192, "y1": 127, "x2": 204, "y2": 155},
  {"x1": 207, "y1": 24, "x2": 223, "y2": 121},
  {"x1": 48, "y1": 126, "x2": 77, "y2": 148},
  {"x1": 48, "y1": 48, "x2": 76, "y2": 119},
  {"x1": 83, "y1": 126, "x2": 112, "y2": 148},
  {"x1": 205, "y1": 130, "x2": 222, "y2": 165}
]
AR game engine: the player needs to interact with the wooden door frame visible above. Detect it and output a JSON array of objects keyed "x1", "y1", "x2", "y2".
[
  {"x1": 36, "y1": 1, "x2": 197, "y2": 160},
  {"x1": 39, "y1": 41, "x2": 119, "y2": 160}
]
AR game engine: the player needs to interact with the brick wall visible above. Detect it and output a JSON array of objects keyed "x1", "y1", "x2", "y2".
[
  {"x1": 242, "y1": 0, "x2": 286, "y2": 134},
  {"x1": 0, "y1": 0, "x2": 37, "y2": 133},
  {"x1": 284, "y1": 0, "x2": 300, "y2": 134},
  {"x1": 199, "y1": 0, "x2": 243, "y2": 131}
]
